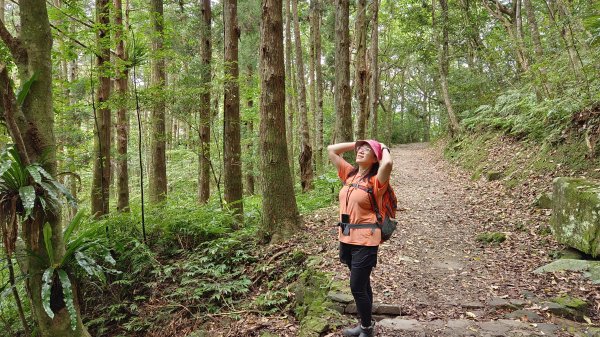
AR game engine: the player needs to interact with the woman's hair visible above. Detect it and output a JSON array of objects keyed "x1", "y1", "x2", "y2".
[{"x1": 348, "y1": 162, "x2": 380, "y2": 182}]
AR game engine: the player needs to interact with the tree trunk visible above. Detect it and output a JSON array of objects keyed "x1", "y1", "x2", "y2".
[
  {"x1": 92, "y1": 0, "x2": 111, "y2": 217},
  {"x1": 284, "y1": 0, "x2": 295, "y2": 174},
  {"x1": 523, "y1": 0, "x2": 550, "y2": 98},
  {"x1": 514, "y1": 0, "x2": 530, "y2": 71},
  {"x1": 259, "y1": 0, "x2": 300, "y2": 243},
  {"x1": 334, "y1": 0, "x2": 353, "y2": 146},
  {"x1": 245, "y1": 67, "x2": 255, "y2": 196},
  {"x1": 224, "y1": 0, "x2": 244, "y2": 218},
  {"x1": 368, "y1": 0, "x2": 379, "y2": 139},
  {"x1": 149, "y1": 0, "x2": 167, "y2": 203},
  {"x1": 313, "y1": 0, "x2": 324, "y2": 172},
  {"x1": 292, "y1": 0, "x2": 314, "y2": 191},
  {"x1": 354, "y1": 0, "x2": 369, "y2": 140},
  {"x1": 1, "y1": 1, "x2": 91, "y2": 335},
  {"x1": 309, "y1": 0, "x2": 316, "y2": 162},
  {"x1": 115, "y1": 0, "x2": 129, "y2": 212},
  {"x1": 198, "y1": 0, "x2": 211, "y2": 204},
  {"x1": 436, "y1": 0, "x2": 460, "y2": 137}
]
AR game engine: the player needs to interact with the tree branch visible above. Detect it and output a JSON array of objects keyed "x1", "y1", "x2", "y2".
[
  {"x1": 0, "y1": 20, "x2": 27, "y2": 66},
  {"x1": 0, "y1": 65, "x2": 30, "y2": 165}
]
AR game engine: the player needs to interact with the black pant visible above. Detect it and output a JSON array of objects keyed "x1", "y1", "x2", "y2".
[{"x1": 339, "y1": 243, "x2": 378, "y2": 327}]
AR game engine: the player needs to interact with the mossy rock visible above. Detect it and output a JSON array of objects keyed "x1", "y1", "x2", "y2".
[
  {"x1": 294, "y1": 270, "x2": 345, "y2": 336},
  {"x1": 534, "y1": 192, "x2": 553, "y2": 209},
  {"x1": 476, "y1": 232, "x2": 506, "y2": 245},
  {"x1": 551, "y1": 177, "x2": 600, "y2": 257},
  {"x1": 486, "y1": 171, "x2": 503, "y2": 181},
  {"x1": 551, "y1": 295, "x2": 589, "y2": 312}
]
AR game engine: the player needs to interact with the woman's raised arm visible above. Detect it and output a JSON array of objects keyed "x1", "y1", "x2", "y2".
[{"x1": 327, "y1": 142, "x2": 355, "y2": 170}]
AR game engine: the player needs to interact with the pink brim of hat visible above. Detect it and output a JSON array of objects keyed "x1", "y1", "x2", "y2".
[{"x1": 355, "y1": 139, "x2": 382, "y2": 161}]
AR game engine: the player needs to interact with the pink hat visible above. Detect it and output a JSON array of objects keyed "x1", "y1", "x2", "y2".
[{"x1": 355, "y1": 139, "x2": 382, "y2": 161}]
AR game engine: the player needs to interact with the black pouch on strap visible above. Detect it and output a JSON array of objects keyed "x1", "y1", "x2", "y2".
[{"x1": 380, "y1": 216, "x2": 398, "y2": 241}]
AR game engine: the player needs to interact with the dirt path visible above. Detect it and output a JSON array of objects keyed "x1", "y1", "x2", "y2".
[{"x1": 317, "y1": 143, "x2": 597, "y2": 336}]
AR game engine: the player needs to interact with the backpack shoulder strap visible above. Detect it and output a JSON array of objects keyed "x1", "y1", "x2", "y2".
[{"x1": 347, "y1": 178, "x2": 382, "y2": 224}]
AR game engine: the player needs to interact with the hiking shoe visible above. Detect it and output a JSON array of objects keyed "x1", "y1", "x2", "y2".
[
  {"x1": 342, "y1": 323, "x2": 362, "y2": 337},
  {"x1": 343, "y1": 320, "x2": 375, "y2": 337},
  {"x1": 358, "y1": 321, "x2": 375, "y2": 337}
]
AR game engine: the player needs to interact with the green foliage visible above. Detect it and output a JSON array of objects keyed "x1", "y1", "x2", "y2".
[
  {"x1": 476, "y1": 232, "x2": 507, "y2": 245},
  {"x1": 40, "y1": 211, "x2": 118, "y2": 330}
]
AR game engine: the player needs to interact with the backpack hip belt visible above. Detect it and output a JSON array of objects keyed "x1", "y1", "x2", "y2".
[{"x1": 338, "y1": 222, "x2": 378, "y2": 236}]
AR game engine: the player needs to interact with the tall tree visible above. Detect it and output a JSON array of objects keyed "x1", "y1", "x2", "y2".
[
  {"x1": 368, "y1": 0, "x2": 379, "y2": 139},
  {"x1": 224, "y1": 0, "x2": 244, "y2": 217},
  {"x1": 435, "y1": 0, "x2": 460, "y2": 137},
  {"x1": 259, "y1": 0, "x2": 300, "y2": 243},
  {"x1": 483, "y1": 0, "x2": 530, "y2": 74},
  {"x1": 149, "y1": 0, "x2": 167, "y2": 203},
  {"x1": 292, "y1": 0, "x2": 314, "y2": 191},
  {"x1": 198, "y1": 0, "x2": 211, "y2": 203},
  {"x1": 523, "y1": 0, "x2": 550, "y2": 97},
  {"x1": 115, "y1": 0, "x2": 129, "y2": 212},
  {"x1": 334, "y1": 0, "x2": 353, "y2": 145},
  {"x1": 284, "y1": 0, "x2": 295, "y2": 173},
  {"x1": 313, "y1": 0, "x2": 324, "y2": 171},
  {"x1": 0, "y1": 2, "x2": 91, "y2": 335},
  {"x1": 354, "y1": 0, "x2": 369, "y2": 140},
  {"x1": 245, "y1": 65, "x2": 255, "y2": 195},
  {"x1": 92, "y1": 0, "x2": 112, "y2": 217}
]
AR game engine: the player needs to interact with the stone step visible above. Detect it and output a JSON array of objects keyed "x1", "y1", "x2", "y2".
[{"x1": 375, "y1": 317, "x2": 600, "y2": 337}]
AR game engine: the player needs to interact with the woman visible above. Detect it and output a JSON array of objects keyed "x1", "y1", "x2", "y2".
[{"x1": 327, "y1": 140, "x2": 393, "y2": 337}]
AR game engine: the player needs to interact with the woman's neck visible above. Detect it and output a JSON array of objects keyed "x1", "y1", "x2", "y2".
[{"x1": 358, "y1": 165, "x2": 370, "y2": 176}]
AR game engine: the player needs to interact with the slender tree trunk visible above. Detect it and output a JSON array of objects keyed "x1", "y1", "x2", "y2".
[
  {"x1": 92, "y1": 0, "x2": 111, "y2": 217},
  {"x1": 1, "y1": 1, "x2": 91, "y2": 335},
  {"x1": 149, "y1": 0, "x2": 167, "y2": 203},
  {"x1": 224, "y1": 0, "x2": 244, "y2": 218},
  {"x1": 314, "y1": 0, "x2": 324, "y2": 172},
  {"x1": 245, "y1": 66, "x2": 255, "y2": 195},
  {"x1": 292, "y1": 0, "x2": 314, "y2": 191},
  {"x1": 368, "y1": 0, "x2": 379, "y2": 139},
  {"x1": 309, "y1": 0, "x2": 317, "y2": 167},
  {"x1": 334, "y1": 0, "x2": 353, "y2": 146},
  {"x1": 435, "y1": 0, "x2": 460, "y2": 137},
  {"x1": 198, "y1": 0, "x2": 211, "y2": 204},
  {"x1": 523, "y1": 0, "x2": 550, "y2": 97},
  {"x1": 514, "y1": 0, "x2": 530, "y2": 71},
  {"x1": 354, "y1": 0, "x2": 369, "y2": 140},
  {"x1": 115, "y1": 0, "x2": 129, "y2": 212},
  {"x1": 68, "y1": 57, "x2": 79, "y2": 220},
  {"x1": 284, "y1": 0, "x2": 295, "y2": 173},
  {"x1": 259, "y1": 0, "x2": 300, "y2": 243}
]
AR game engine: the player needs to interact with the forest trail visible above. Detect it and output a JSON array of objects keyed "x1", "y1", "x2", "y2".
[{"x1": 318, "y1": 143, "x2": 590, "y2": 336}]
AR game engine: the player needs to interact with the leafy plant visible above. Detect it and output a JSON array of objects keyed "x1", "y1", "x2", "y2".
[
  {"x1": 40, "y1": 211, "x2": 119, "y2": 330},
  {"x1": 0, "y1": 145, "x2": 75, "y2": 254}
]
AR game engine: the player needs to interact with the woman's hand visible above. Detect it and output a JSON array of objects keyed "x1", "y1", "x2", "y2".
[
  {"x1": 377, "y1": 143, "x2": 393, "y2": 184},
  {"x1": 327, "y1": 142, "x2": 355, "y2": 170}
]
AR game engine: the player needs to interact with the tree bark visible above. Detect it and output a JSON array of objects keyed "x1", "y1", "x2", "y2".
[
  {"x1": 1, "y1": 1, "x2": 91, "y2": 335},
  {"x1": 285, "y1": 0, "x2": 296, "y2": 174},
  {"x1": 292, "y1": 0, "x2": 313, "y2": 191},
  {"x1": 435, "y1": 0, "x2": 460, "y2": 137},
  {"x1": 309, "y1": 0, "x2": 316, "y2": 162},
  {"x1": 368, "y1": 0, "x2": 379, "y2": 139},
  {"x1": 92, "y1": 0, "x2": 111, "y2": 217},
  {"x1": 149, "y1": 0, "x2": 167, "y2": 203},
  {"x1": 334, "y1": 0, "x2": 353, "y2": 147},
  {"x1": 259, "y1": 0, "x2": 300, "y2": 243},
  {"x1": 313, "y1": 0, "x2": 324, "y2": 172},
  {"x1": 245, "y1": 66, "x2": 255, "y2": 196},
  {"x1": 198, "y1": 0, "x2": 211, "y2": 204},
  {"x1": 354, "y1": 0, "x2": 369, "y2": 140},
  {"x1": 224, "y1": 0, "x2": 244, "y2": 218},
  {"x1": 115, "y1": 0, "x2": 129, "y2": 212}
]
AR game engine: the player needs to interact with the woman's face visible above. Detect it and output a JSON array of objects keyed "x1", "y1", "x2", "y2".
[{"x1": 355, "y1": 144, "x2": 378, "y2": 165}]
